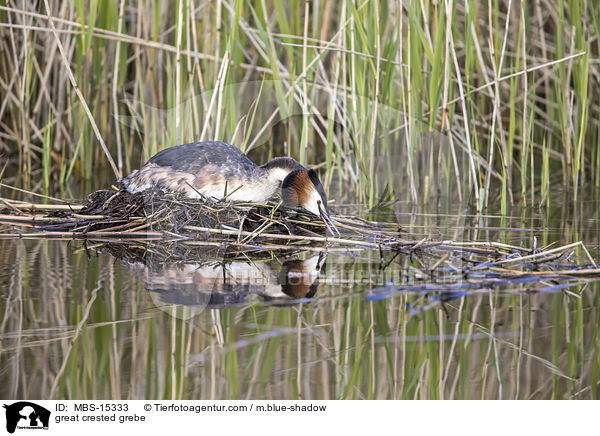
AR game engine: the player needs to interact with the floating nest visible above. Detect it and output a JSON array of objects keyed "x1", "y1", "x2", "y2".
[
  {"x1": 0, "y1": 188, "x2": 406, "y2": 247},
  {"x1": 45, "y1": 188, "x2": 313, "y2": 235}
]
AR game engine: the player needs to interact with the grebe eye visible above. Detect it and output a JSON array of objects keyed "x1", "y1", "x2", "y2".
[{"x1": 317, "y1": 200, "x2": 321, "y2": 205}]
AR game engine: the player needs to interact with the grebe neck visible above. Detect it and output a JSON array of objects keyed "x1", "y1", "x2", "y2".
[{"x1": 260, "y1": 157, "x2": 305, "y2": 183}]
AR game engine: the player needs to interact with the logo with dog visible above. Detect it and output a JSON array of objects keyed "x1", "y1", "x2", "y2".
[{"x1": 3, "y1": 402, "x2": 50, "y2": 434}]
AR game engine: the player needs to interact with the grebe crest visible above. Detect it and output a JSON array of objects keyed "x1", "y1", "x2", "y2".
[{"x1": 121, "y1": 141, "x2": 339, "y2": 236}]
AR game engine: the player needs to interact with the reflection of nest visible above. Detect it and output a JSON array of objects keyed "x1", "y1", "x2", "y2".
[
  {"x1": 98, "y1": 240, "x2": 281, "y2": 264},
  {"x1": 102, "y1": 241, "x2": 327, "y2": 312}
]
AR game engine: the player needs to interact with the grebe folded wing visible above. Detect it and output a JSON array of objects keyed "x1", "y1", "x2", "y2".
[
  {"x1": 148, "y1": 141, "x2": 256, "y2": 173},
  {"x1": 122, "y1": 141, "x2": 270, "y2": 201}
]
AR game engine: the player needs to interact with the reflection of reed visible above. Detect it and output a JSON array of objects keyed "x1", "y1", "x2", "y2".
[{"x1": 0, "y1": 215, "x2": 599, "y2": 399}]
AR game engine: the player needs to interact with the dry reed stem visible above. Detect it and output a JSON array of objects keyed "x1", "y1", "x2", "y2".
[
  {"x1": 183, "y1": 224, "x2": 384, "y2": 247},
  {"x1": 486, "y1": 241, "x2": 583, "y2": 267},
  {"x1": 41, "y1": 0, "x2": 119, "y2": 179}
]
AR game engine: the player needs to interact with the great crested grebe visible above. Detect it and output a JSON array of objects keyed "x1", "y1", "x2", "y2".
[{"x1": 121, "y1": 141, "x2": 339, "y2": 235}]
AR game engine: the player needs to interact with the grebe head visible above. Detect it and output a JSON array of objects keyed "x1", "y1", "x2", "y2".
[{"x1": 281, "y1": 169, "x2": 339, "y2": 236}]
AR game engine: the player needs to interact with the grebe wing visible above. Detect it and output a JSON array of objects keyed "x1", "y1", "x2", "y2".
[{"x1": 148, "y1": 141, "x2": 256, "y2": 173}]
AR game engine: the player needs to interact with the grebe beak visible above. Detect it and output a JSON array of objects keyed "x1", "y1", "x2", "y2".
[{"x1": 318, "y1": 201, "x2": 340, "y2": 237}]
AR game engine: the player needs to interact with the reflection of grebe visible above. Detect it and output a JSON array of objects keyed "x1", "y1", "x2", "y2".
[
  {"x1": 121, "y1": 141, "x2": 338, "y2": 235},
  {"x1": 142, "y1": 254, "x2": 327, "y2": 311}
]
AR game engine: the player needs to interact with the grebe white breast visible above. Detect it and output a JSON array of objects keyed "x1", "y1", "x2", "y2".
[{"x1": 121, "y1": 141, "x2": 338, "y2": 235}]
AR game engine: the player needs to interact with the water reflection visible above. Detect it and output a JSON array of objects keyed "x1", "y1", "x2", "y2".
[
  {"x1": 1, "y1": 198, "x2": 600, "y2": 400},
  {"x1": 122, "y1": 247, "x2": 327, "y2": 313}
]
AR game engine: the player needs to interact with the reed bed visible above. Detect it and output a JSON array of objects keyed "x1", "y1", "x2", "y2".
[{"x1": 0, "y1": 1, "x2": 598, "y2": 210}]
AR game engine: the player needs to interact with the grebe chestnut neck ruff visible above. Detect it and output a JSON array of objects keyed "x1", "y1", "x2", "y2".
[{"x1": 121, "y1": 141, "x2": 339, "y2": 235}]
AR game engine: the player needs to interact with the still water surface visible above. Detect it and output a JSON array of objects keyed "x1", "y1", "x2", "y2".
[{"x1": 1, "y1": 199, "x2": 599, "y2": 399}]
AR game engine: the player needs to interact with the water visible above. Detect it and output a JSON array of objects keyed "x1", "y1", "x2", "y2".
[{"x1": 1, "y1": 199, "x2": 599, "y2": 400}]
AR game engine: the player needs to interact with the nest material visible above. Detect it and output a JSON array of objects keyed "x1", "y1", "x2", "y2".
[
  {"x1": 30, "y1": 188, "x2": 332, "y2": 238},
  {"x1": 0, "y1": 187, "x2": 408, "y2": 249},
  {"x1": 78, "y1": 189, "x2": 147, "y2": 218}
]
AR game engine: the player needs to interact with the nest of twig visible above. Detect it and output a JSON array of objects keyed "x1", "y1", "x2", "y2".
[
  {"x1": 44, "y1": 188, "x2": 308, "y2": 235},
  {"x1": 1, "y1": 188, "x2": 401, "y2": 245}
]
